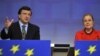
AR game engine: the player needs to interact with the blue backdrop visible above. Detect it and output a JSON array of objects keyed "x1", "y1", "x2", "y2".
[{"x1": 0, "y1": 0, "x2": 100, "y2": 46}]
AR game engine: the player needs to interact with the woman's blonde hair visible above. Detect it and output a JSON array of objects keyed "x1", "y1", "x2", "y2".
[{"x1": 82, "y1": 13, "x2": 94, "y2": 21}]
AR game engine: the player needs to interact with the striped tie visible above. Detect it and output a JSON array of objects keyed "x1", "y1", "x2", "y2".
[{"x1": 22, "y1": 25, "x2": 26, "y2": 39}]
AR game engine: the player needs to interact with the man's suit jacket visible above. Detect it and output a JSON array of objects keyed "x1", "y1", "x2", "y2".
[{"x1": 1, "y1": 22, "x2": 40, "y2": 40}]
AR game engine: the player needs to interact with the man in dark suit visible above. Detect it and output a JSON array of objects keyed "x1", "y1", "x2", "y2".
[{"x1": 1, "y1": 6, "x2": 40, "y2": 40}]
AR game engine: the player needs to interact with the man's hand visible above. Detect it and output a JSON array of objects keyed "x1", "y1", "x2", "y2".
[{"x1": 4, "y1": 17, "x2": 14, "y2": 29}]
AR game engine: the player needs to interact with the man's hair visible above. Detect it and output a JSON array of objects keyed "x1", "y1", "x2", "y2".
[{"x1": 18, "y1": 6, "x2": 32, "y2": 15}]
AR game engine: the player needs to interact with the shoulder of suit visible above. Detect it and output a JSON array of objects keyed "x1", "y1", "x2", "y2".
[
  {"x1": 9, "y1": 22, "x2": 19, "y2": 27},
  {"x1": 10, "y1": 22, "x2": 40, "y2": 29},
  {"x1": 28, "y1": 23, "x2": 40, "y2": 29}
]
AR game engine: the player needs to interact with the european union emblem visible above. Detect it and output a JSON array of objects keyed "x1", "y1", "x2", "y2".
[
  {"x1": 0, "y1": 40, "x2": 51, "y2": 56},
  {"x1": 75, "y1": 41, "x2": 100, "y2": 56}
]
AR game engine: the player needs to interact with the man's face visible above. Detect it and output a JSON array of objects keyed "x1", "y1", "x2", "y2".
[
  {"x1": 18, "y1": 10, "x2": 31, "y2": 24},
  {"x1": 83, "y1": 15, "x2": 94, "y2": 29}
]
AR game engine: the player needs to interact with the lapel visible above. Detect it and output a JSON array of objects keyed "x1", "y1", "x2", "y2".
[
  {"x1": 16, "y1": 22, "x2": 23, "y2": 39},
  {"x1": 26, "y1": 23, "x2": 31, "y2": 39}
]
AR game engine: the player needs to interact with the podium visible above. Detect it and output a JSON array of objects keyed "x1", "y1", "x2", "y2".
[
  {"x1": 51, "y1": 44, "x2": 72, "y2": 56},
  {"x1": 0, "y1": 40, "x2": 51, "y2": 56},
  {"x1": 75, "y1": 41, "x2": 100, "y2": 56}
]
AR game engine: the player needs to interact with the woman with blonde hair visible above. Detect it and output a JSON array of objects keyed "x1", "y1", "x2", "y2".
[{"x1": 75, "y1": 13, "x2": 100, "y2": 40}]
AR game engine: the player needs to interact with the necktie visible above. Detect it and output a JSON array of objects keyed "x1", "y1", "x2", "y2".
[{"x1": 22, "y1": 25, "x2": 26, "y2": 39}]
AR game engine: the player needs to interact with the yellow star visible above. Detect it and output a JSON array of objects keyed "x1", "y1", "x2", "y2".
[
  {"x1": 0, "y1": 48, "x2": 3, "y2": 55},
  {"x1": 75, "y1": 49, "x2": 80, "y2": 56},
  {"x1": 87, "y1": 45, "x2": 96, "y2": 54},
  {"x1": 10, "y1": 45, "x2": 20, "y2": 54},
  {"x1": 25, "y1": 49, "x2": 34, "y2": 56}
]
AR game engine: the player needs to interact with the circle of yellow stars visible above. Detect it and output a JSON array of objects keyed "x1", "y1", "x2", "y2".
[
  {"x1": 10, "y1": 45, "x2": 20, "y2": 54},
  {"x1": 0, "y1": 44, "x2": 34, "y2": 56},
  {"x1": 87, "y1": 45, "x2": 96, "y2": 55},
  {"x1": 25, "y1": 49, "x2": 34, "y2": 56},
  {"x1": 10, "y1": 44, "x2": 34, "y2": 56},
  {"x1": 75, "y1": 49, "x2": 80, "y2": 56},
  {"x1": 75, "y1": 45, "x2": 96, "y2": 56}
]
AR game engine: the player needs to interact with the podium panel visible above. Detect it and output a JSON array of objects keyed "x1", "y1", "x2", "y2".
[
  {"x1": 0, "y1": 40, "x2": 51, "y2": 56},
  {"x1": 75, "y1": 41, "x2": 100, "y2": 56}
]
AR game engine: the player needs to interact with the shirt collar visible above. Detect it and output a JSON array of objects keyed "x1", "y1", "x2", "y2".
[
  {"x1": 19, "y1": 20, "x2": 28, "y2": 27},
  {"x1": 83, "y1": 28, "x2": 94, "y2": 35}
]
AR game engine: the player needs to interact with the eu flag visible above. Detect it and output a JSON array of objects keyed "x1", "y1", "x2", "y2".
[
  {"x1": 75, "y1": 41, "x2": 100, "y2": 56},
  {"x1": 0, "y1": 40, "x2": 51, "y2": 56}
]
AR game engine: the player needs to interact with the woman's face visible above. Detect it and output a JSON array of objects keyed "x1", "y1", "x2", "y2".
[{"x1": 83, "y1": 15, "x2": 94, "y2": 29}]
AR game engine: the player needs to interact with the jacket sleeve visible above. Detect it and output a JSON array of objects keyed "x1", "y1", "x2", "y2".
[
  {"x1": 34, "y1": 26, "x2": 40, "y2": 40},
  {"x1": 0, "y1": 24, "x2": 13, "y2": 40},
  {"x1": 1, "y1": 28, "x2": 9, "y2": 39}
]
